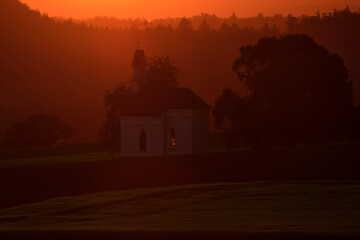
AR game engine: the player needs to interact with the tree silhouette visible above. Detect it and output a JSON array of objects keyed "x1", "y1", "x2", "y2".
[
  {"x1": 144, "y1": 56, "x2": 182, "y2": 90},
  {"x1": 98, "y1": 83, "x2": 132, "y2": 157},
  {"x1": 177, "y1": 17, "x2": 193, "y2": 32},
  {"x1": 198, "y1": 20, "x2": 211, "y2": 32},
  {"x1": 213, "y1": 34, "x2": 353, "y2": 148},
  {"x1": 286, "y1": 7, "x2": 360, "y2": 104},
  {"x1": 346, "y1": 106, "x2": 360, "y2": 141},
  {"x1": 2, "y1": 113, "x2": 75, "y2": 149}
]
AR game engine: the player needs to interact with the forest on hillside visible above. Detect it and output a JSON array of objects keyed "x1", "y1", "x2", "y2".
[
  {"x1": 0, "y1": 0, "x2": 359, "y2": 143},
  {"x1": 82, "y1": 12, "x2": 287, "y2": 31}
]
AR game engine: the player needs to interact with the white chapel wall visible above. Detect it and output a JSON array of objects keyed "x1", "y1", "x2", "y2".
[{"x1": 120, "y1": 116, "x2": 164, "y2": 157}]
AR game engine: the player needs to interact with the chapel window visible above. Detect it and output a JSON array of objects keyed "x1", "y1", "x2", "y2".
[
  {"x1": 139, "y1": 129, "x2": 146, "y2": 152},
  {"x1": 170, "y1": 127, "x2": 176, "y2": 150}
]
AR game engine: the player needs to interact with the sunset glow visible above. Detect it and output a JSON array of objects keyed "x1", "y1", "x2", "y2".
[{"x1": 20, "y1": 0, "x2": 360, "y2": 19}]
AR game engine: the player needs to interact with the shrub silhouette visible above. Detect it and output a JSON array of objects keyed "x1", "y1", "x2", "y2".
[{"x1": 2, "y1": 114, "x2": 75, "y2": 149}]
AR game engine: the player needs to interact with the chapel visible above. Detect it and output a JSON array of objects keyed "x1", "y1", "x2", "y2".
[{"x1": 120, "y1": 48, "x2": 210, "y2": 157}]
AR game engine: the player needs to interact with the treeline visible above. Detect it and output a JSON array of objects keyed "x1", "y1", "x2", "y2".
[
  {"x1": 82, "y1": 13, "x2": 286, "y2": 31},
  {"x1": 0, "y1": 0, "x2": 359, "y2": 144}
]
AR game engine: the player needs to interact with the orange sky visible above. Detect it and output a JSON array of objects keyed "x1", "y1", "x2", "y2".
[{"x1": 20, "y1": 0, "x2": 360, "y2": 19}]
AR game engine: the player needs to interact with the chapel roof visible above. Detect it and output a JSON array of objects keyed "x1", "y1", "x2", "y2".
[
  {"x1": 121, "y1": 87, "x2": 210, "y2": 116},
  {"x1": 131, "y1": 50, "x2": 148, "y2": 67}
]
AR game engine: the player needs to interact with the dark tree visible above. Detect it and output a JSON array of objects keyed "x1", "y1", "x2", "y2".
[
  {"x1": 346, "y1": 105, "x2": 360, "y2": 141},
  {"x1": 2, "y1": 114, "x2": 75, "y2": 149},
  {"x1": 98, "y1": 83, "x2": 132, "y2": 157},
  {"x1": 213, "y1": 34, "x2": 353, "y2": 148},
  {"x1": 144, "y1": 56, "x2": 182, "y2": 89},
  {"x1": 198, "y1": 20, "x2": 211, "y2": 33},
  {"x1": 286, "y1": 7, "x2": 360, "y2": 104},
  {"x1": 177, "y1": 17, "x2": 193, "y2": 32}
]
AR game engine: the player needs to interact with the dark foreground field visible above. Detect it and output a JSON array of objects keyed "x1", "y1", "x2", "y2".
[
  {"x1": 0, "y1": 142, "x2": 360, "y2": 209},
  {"x1": 1, "y1": 143, "x2": 360, "y2": 239},
  {"x1": 0, "y1": 182, "x2": 359, "y2": 240}
]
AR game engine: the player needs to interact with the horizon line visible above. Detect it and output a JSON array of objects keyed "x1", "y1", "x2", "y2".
[{"x1": 19, "y1": 1, "x2": 360, "y2": 22}]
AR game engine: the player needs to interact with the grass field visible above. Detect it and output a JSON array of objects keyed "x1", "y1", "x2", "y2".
[
  {"x1": 0, "y1": 133, "x2": 226, "y2": 167},
  {"x1": 0, "y1": 147, "x2": 229, "y2": 167},
  {"x1": 0, "y1": 151, "x2": 117, "y2": 167},
  {"x1": 1, "y1": 141, "x2": 360, "y2": 239},
  {"x1": 0, "y1": 182, "x2": 359, "y2": 239},
  {"x1": 1, "y1": 142, "x2": 360, "y2": 209}
]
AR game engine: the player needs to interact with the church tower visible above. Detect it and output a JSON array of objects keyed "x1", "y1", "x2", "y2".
[{"x1": 131, "y1": 47, "x2": 148, "y2": 93}]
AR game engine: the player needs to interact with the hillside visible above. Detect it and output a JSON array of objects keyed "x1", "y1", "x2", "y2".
[
  {"x1": 0, "y1": 0, "x2": 272, "y2": 142},
  {"x1": 0, "y1": 142, "x2": 359, "y2": 210},
  {"x1": 0, "y1": 182, "x2": 359, "y2": 239},
  {"x1": 1, "y1": 0, "x2": 360, "y2": 144},
  {"x1": 84, "y1": 13, "x2": 287, "y2": 30}
]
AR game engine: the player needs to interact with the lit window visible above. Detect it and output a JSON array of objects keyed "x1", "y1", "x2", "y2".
[
  {"x1": 170, "y1": 127, "x2": 175, "y2": 150},
  {"x1": 139, "y1": 129, "x2": 146, "y2": 152}
]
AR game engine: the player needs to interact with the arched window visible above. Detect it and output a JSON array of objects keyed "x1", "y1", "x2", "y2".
[
  {"x1": 139, "y1": 129, "x2": 146, "y2": 152},
  {"x1": 170, "y1": 127, "x2": 176, "y2": 150}
]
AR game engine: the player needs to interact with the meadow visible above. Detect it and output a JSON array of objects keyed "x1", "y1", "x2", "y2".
[
  {"x1": 0, "y1": 133, "x2": 225, "y2": 167},
  {"x1": 0, "y1": 182, "x2": 359, "y2": 239},
  {"x1": 1, "y1": 141, "x2": 360, "y2": 239}
]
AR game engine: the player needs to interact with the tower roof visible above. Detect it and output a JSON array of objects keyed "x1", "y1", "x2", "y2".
[{"x1": 132, "y1": 50, "x2": 148, "y2": 67}]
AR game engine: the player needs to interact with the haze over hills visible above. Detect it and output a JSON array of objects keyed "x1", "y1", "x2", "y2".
[
  {"x1": 20, "y1": 0, "x2": 360, "y2": 20},
  {"x1": 1, "y1": 0, "x2": 359, "y2": 144}
]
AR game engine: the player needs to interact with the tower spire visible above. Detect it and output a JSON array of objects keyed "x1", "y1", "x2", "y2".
[{"x1": 131, "y1": 44, "x2": 147, "y2": 93}]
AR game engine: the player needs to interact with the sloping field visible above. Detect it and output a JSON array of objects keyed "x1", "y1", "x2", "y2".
[
  {"x1": 0, "y1": 182, "x2": 359, "y2": 239},
  {"x1": 1, "y1": 143, "x2": 360, "y2": 210}
]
